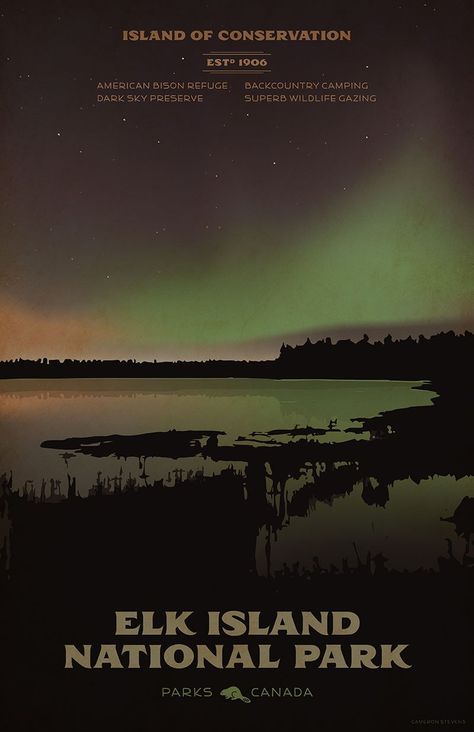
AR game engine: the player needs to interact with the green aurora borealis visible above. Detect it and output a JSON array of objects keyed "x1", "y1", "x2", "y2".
[
  {"x1": 117, "y1": 142, "x2": 473, "y2": 351},
  {"x1": 1, "y1": 0, "x2": 473, "y2": 361}
]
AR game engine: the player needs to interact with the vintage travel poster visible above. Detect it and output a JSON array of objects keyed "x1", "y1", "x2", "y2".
[{"x1": 0, "y1": 1, "x2": 472, "y2": 730}]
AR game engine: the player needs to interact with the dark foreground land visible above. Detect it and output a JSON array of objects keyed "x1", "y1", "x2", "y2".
[{"x1": 0, "y1": 474, "x2": 472, "y2": 732}]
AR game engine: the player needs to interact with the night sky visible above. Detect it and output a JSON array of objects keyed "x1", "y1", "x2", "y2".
[{"x1": 1, "y1": 0, "x2": 472, "y2": 360}]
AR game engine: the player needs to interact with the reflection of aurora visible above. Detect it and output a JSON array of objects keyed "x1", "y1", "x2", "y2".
[
  {"x1": 1, "y1": 377, "x2": 472, "y2": 574},
  {"x1": 256, "y1": 475, "x2": 472, "y2": 575},
  {"x1": 0, "y1": 379, "x2": 434, "y2": 486},
  {"x1": 1, "y1": 377, "x2": 467, "y2": 573}
]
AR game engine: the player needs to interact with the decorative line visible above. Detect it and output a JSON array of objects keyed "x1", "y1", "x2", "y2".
[
  {"x1": 202, "y1": 70, "x2": 271, "y2": 74},
  {"x1": 203, "y1": 52, "x2": 271, "y2": 56}
]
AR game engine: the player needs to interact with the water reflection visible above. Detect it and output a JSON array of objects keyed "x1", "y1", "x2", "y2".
[{"x1": 0, "y1": 378, "x2": 473, "y2": 578}]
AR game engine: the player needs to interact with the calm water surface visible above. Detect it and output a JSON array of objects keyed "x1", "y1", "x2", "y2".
[{"x1": 0, "y1": 378, "x2": 470, "y2": 571}]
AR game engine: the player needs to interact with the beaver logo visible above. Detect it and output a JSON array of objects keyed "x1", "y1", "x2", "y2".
[{"x1": 220, "y1": 686, "x2": 251, "y2": 703}]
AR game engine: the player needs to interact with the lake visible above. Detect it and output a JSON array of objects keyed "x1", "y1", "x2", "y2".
[{"x1": 0, "y1": 378, "x2": 470, "y2": 572}]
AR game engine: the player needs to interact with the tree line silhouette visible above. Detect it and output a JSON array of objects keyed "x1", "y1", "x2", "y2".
[{"x1": 0, "y1": 330, "x2": 472, "y2": 379}]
